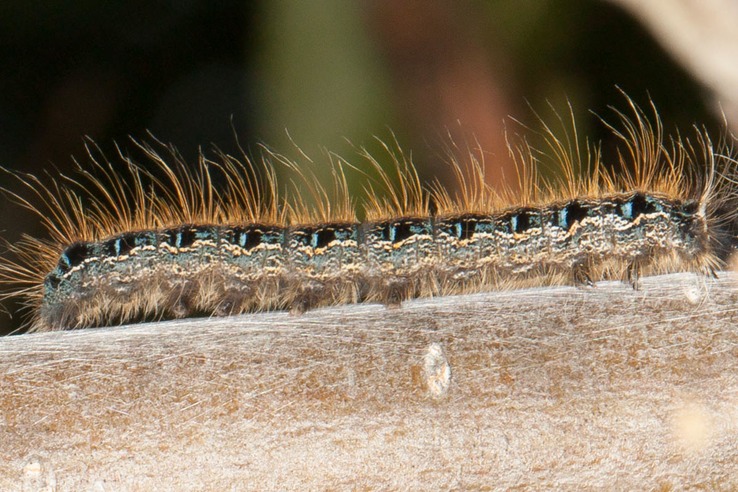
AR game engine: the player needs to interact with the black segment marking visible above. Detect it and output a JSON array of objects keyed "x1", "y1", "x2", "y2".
[
  {"x1": 392, "y1": 221, "x2": 414, "y2": 243},
  {"x1": 163, "y1": 229, "x2": 179, "y2": 247},
  {"x1": 512, "y1": 211, "x2": 530, "y2": 233},
  {"x1": 436, "y1": 215, "x2": 484, "y2": 240},
  {"x1": 62, "y1": 242, "x2": 90, "y2": 269},
  {"x1": 379, "y1": 222, "x2": 393, "y2": 242},
  {"x1": 45, "y1": 274, "x2": 61, "y2": 290},
  {"x1": 377, "y1": 219, "x2": 430, "y2": 243},
  {"x1": 629, "y1": 193, "x2": 657, "y2": 218},
  {"x1": 680, "y1": 200, "x2": 699, "y2": 215},
  {"x1": 243, "y1": 229, "x2": 262, "y2": 250},
  {"x1": 290, "y1": 226, "x2": 341, "y2": 249},
  {"x1": 510, "y1": 210, "x2": 541, "y2": 234},
  {"x1": 178, "y1": 227, "x2": 196, "y2": 248},
  {"x1": 314, "y1": 228, "x2": 336, "y2": 249},
  {"x1": 459, "y1": 219, "x2": 476, "y2": 240},
  {"x1": 162, "y1": 226, "x2": 196, "y2": 248},
  {"x1": 102, "y1": 232, "x2": 152, "y2": 258},
  {"x1": 118, "y1": 233, "x2": 138, "y2": 256},
  {"x1": 562, "y1": 201, "x2": 589, "y2": 230},
  {"x1": 102, "y1": 238, "x2": 119, "y2": 257},
  {"x1": 227, "y1": 225, "x2": 285, "y2": 250},
  {"x1": 229, "y1": 226, "x2": 264, "y2": 251}
]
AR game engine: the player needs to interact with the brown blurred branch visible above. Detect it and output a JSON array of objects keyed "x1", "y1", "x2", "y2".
[
  {"x1": 609, "y1": 0, "x2": 738, "y2": 129},
  {"x1": 364, "y1": 0, "x2": 517, "y2": 192}
]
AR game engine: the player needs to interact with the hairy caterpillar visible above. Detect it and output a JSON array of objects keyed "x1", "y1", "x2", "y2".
[{"x1": 1, "y1": 98, "x2": 734, "y2": 332}]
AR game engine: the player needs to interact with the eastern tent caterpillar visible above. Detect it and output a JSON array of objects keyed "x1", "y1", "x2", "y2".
[{"x1": 1, "y1": 98, "x2": 734, "y2": 332}]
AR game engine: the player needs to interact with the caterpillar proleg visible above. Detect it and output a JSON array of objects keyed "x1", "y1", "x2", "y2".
[{"x1": 1, "y1": 98, "x2": 734, "y2": 332}]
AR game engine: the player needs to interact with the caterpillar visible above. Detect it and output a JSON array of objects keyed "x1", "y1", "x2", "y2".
[{"x1": 1, "y1": 97, "x2": 735, "y2": 332}]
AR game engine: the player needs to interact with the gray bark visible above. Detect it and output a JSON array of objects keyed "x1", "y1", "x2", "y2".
[{"x1": 1, "y1": 272, "x2": 737, "y2": 490}]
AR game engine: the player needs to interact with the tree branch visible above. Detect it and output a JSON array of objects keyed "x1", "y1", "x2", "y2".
[{"x1": 2, "y1": 272, "x2": 737, "y2": 489}]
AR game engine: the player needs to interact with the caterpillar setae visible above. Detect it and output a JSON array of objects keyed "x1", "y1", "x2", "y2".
[{"x1": 1, "y1": 97, "x2": 735, "y2": 332}]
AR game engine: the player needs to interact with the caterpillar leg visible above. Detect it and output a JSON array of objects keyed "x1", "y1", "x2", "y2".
[
  {"x1": 289, "y1": 279, "x2": 328, "y2": 314},
  {"x1": 572, "y1": 263, "x2": 595, "y2": 288},
  {"x1": 214, "y1": 286, "x2": 252, "y2": 317},
  {"x1": 626, "y1": 260, "x2": 642, "y2": 290},
  {"x1": 165, "y1": 281, "x2": 198, "y2": 318},
  {"x1": 378, "y1": 277, "x2": 413, "y2": 307}
]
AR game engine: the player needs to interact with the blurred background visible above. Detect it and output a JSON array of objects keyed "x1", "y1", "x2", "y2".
[{"x1": 0, "y1": 0, "x2": 735, "y2": 333}]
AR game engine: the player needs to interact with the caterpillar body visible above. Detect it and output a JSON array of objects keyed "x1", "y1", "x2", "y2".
[{"x1": 1, "y1": 99, "x2": 734, "y2": 332}]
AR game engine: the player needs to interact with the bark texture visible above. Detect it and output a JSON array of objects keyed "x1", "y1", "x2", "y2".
[{"x1": 1, "y1": 272, "x2": 737, "y2": 490}]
